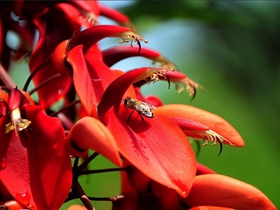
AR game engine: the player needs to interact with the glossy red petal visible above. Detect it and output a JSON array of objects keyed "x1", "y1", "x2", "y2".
[
  {"x1": 184, "y1": 174, "x2": 276, "y2": 210},
  {"x1": 107, "y1": 107, "x2": 196, "y2": 197},
  {"x1": 67, "y1": 45, "x2": 99, "y2": 117},
  {"x1": 102, "y1": 45, "x2": 176, "y2": 70},
  {"x1": 66, "y1": 116, "x2": 122, "y2": 166},
  {"x1": 0, "y1": 106, "x2": 72, "y2": 209},
  {"x1": 154, "y1": 104, "x2": 244, "y2": 147},
  {"x1": 68, "y1": 25, "x2": 131, "y2": 53}
]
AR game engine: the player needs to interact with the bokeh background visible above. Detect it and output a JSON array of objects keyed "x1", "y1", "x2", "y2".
[{"x1": 11, "y1": 1, "x2": 279, "y2": 209}]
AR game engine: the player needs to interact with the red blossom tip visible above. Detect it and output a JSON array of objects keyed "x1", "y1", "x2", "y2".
[
  {"x1": 102, "y1": 45, "x2": 176, "y2": 70},
  {"x1": 8, "y1": 87, "x2": 22, "y2": 111}
]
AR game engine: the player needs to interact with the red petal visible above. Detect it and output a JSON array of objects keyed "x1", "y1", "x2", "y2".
[
  {"x1": 102, "y1": 46, "x2": 159, "y2": 67},
  {"x1": 66, "y1": 116, "x2": 122, "y2": 166},
  {"x1": 29, "y1": 8, "x2": 77, "y2": 108},
  {"x1": 0, "y1": 106, "x2": 72, "y2": 209},
  {"x1": 107, "y1": 107, "x2": 196, "y2": 197},
  {"x1": 67, "y1": 46, "x2": 99, "y2": 117},
  {"x1": 184, "y1": 174, "x2": 276, "y2": 210},
  {"x1": 68, "y1": 25, "x2": 131, "y2": 53},
  {"x1": 154, "y1": 104, "x2": 244, "y2": 147}
]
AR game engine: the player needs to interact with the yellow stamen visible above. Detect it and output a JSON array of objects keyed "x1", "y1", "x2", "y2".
[{"x1": 5, "y1": 107, "x2": 31, "y2": 135}]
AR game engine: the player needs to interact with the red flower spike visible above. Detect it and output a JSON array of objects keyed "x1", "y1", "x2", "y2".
[
  {"x1": 154, "y1": 104, "x2": 245, "y2": 147},
  {"x1": 107, "y1": 107, "x2": 196, "y2": 197},
  {"x1": 183, "y1": 174, "x2": 277, "y2": 210},
  {"x1": 66, "y1": 116, "x2": 122, "y2": 166},
  {"x1": 0, "y1": 106, "x2": 72, "y2": 209},
  {"x1": 102, "y1": 45, "x2": 176, "y2": 70}
]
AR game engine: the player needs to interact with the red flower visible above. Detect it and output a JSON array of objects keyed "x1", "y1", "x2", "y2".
[
  {"x1": 0, "y1": 88, "x2": 72, "y2": 209},
  {"x1": 0, "y1": 1, "x2": 277, "y2": 209}
]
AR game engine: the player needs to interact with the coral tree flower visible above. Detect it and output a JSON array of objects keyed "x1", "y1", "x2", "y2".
[
  {"x1": 0, "y1": 1, "x2": 276, "y2": 209},
  {"x1": 0, "y1": 88, "x2": 72, "y2": 209}
]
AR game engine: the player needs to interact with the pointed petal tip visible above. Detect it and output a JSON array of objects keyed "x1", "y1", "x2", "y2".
[{"x1": 66, "y1": 116, "x2": 122, "y2": 167}]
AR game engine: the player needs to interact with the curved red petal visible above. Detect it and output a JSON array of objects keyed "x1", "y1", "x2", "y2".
[
  {"x1": 66, "y1": 116, "x2": 122, "y2": 166},
  {"x1": 154, "y1": 104, "x2": 244, "y2": 147},
  {"x1": 1, "y1": 106, "x2": 72, "y2": 209},
  {"x1": 102, "y1": 46, "x2": 160, "y2": 67},
  {"x1": 106, "y1": 107, "x2": 196, "y2": 197},
  {"x1": 67, "y1": 45, "x2": 99, "y2": 117},
  {"x1": 68, "y1": 25, "x2": 130, "y2": 53},
  {"x1": 184, "y1": 174, "x2": 276, "y2": 210}
]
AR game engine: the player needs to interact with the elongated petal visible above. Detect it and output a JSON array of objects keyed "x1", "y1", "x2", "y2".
[
  {"x1": 0, "y1": 106, "x2": 72, "y2": 209},
  {"x1": 183, "y1": 174, "x2": 276, "y2": 210},
  {"x1": 107, "y1": 106, "x2": 196, "y2": 197},
  {"x1": 102, "y1": 45, "x2": 175, "y2": 69},
  {"x1": 68, "y1": 25, "x2": 131, "y2": 53},
  {"x1": 154, "y1": 104, "x2": 244, "y2": 147},
  {"x1": 67, "y1": 45, "x2": 98, "y2": 117},
  {"x1": 66, "y1": 116, "x2": 122, "y2": 166}
]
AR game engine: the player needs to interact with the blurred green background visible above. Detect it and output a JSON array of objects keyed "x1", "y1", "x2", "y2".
[{"x1": 10, "y1": 1, "x2": 279, "y2": 209}]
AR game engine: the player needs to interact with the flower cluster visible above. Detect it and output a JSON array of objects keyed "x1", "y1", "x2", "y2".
[{"x1": 0, "y1": 1, "x2": 276, "y2": 210}]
